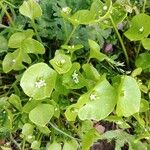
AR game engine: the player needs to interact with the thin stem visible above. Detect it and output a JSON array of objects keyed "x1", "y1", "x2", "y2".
[
  {"x1": 143, "y1": 0, "x2": 147, "y2": 13},
  {"x1": 3, "y1": 0, "x2": 16, "y2": 8},
  {"x1": 136, "y1": 42, "x2": 141, "y2": 57},
  {"x1": 0, "y1": 1, "x2": 15, "y2": 28},
  {"x1": 65, "y1": 26, "x2": 77, "y2": 45},
  {"x1": 109, "y1": 15, "x2": 129, "y2": 66},
  {"x1": 31, "y1": 19, "x2": 42, "y2": 43},
  {"x1": 49, "y1": 122, "x2": 81, "y2": 141},
  {"x1": 21, "y1": 138, "x2": 25, "y2": 150},
  {"x1": 10, "y1": 134, "x2": 21, "y2": 150}
]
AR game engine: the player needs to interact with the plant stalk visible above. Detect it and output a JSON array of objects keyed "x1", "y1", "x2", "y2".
[
  {"x1": 109, "y1": 15, "x2": 129, "y2": 66},
  {"x1": 143, "y1": 0, "x2": 147, "y2": 13},
  {"x1": 65, "y1": 25, "x2": 77, "y2": 45},
  {"x1": 0, "y1": 1, "x2": 15, "y2": 28},
  {"x1": 49, "y1": 122, "x2": 80, "y2": 141},
  {"x1": 31, "y1": 19, "x2": 42, "y2": 43}
]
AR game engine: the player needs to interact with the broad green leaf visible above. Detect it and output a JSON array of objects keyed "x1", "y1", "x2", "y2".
[
  {"x1": 54, "y1": 76, "x2": 70, "y2": 95},
  {"x1": 90, "y1": 0, "x2": 105, "y2": 18},
  {"x1": 8, "y1": 94, "x2": 22, "y2": 111},
  {"x1": 61, "y1": 44, "x2": 83, "y2": 54},
  {"x1": 131, "y1": 67, "x2": 142, "y2": 77},
  {"x1": 133, "y1": 113, "x2": 145, "y2": 127},
  {"x1": 65, "y1": 104, "x2": 79, "y2": 121},
  {"x1": 70, "y1": 10, "x2": 95, "y2": 25},
  {"x1": 20, "y1": 63, "x2": 57, "y2": 100},
  {"x1": 82, "y1": 129, "x2": 100, "y2": 150},
  {"x1": 82, "y1": 63, "x2": 100, "y2": 81},
  {"x1": 19, "y1": 0, "x2": 42, "y2": 20},
  {"x1": 124, "y1": 14, "x2": 150, "y2": 41},
  {"x1": 29, "y1": 104, "x2": 54, "y2": 126},
  {"x1": 140, "y1": 99, "x2": 149, "y2": 112},
  {"x1": 62, "y1": 63, "x2": 86, "y2": 89},
  {"x1": 0, "y1": 36, "x2": 8, "y2": 52},
  {"x1": 111, "y1": 4, "x2": 127, "y2": 25},
  {"x1": 37, "y1": 126, "x2": 50, "y2": 135},
  {"x1": 23, "y1": 100, "x2": 41, "y2": 113},
  {"x1": 63, "y1": 140, "x2": 78, "y2": 150},
  {"x1": 78, "y1": 78, "x2": 117, "y2": 120},
  {"x1": 81, "y1": 120, "x2": 93, "y2": 133},
  {"x1": 31, "y1": 140, "x2": 41, "y2": 150},
  {"x1": 2, "y1": 50, "x2": 26, "y2": 73},
  {"x1": 135, "y1": 53, "x2": 150, "y2": 70},
  {"x1": 88, "y1": 39, "x2": 107, "y2": 61},
  {"x1": 116, "y1": 76, "x2": 141, "y2": 117},
  {"x1": 47, "y1": 142, "x2": 61, "y2": 150},
  {"x1": 90, "y1": 0, "x2": 112, "y2": 21},
  {"x1": 22, "y1": 38, "x2": 45, "y2": 54},
  {"x1": 22, "y1": 123, "x2": 34, "y2": 136},
  {"x1": 8, "y1": 29, "x2": 34, "y2": 48},
  {"x1": 142, "y1": 38, "x2": 150, "y2": 50},
  {"x1": 50, "y1": 54, "x2": 72, "y2": 74}
]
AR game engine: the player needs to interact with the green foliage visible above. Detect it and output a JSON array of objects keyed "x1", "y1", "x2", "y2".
[
  {"x1": 0, "y1": 0, "x2": 149, "y2": 150},
  {"x1": 29, "y1": 104, "x2": 54, "y2": 127},
  {"x1": 19, "y1": 0, "x2": 42, "y2": 20}
]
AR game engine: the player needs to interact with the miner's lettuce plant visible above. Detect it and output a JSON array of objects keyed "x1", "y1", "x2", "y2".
[{"x1": 0, "y1": 0, "x2": 149, "y2": 150}]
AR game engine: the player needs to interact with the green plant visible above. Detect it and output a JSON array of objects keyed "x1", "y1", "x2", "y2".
[{"x1": 0, "y1": 0, "x2": 149, "y2": 150}]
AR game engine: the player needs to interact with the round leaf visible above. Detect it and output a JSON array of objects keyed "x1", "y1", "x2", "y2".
[
  {"x1": 22, "y1": 38, "x2": 45, "y2": 54},
  {"x1": 135, "y1": 53, "x2": 150, "y2": 70},
  {"x1": 142, "y1": 38, "x2": 150, "y2": 50},
  {"x1": 124, "y1": 14, "x2": 150, "y2": 41},
  {"x1": 78, "y1": 78, "x2": 117, "y2": 120},
  {"x1": 22, "y1": 123, "x2": 34, "y2": 136},
  {"x1": 29, "y1": 104, "x2": 54, "y2": 126},
  {"x1": 50, "y1": 54, "x2": 72, "y2": 74},
  {"x1": 20, "y1": 63, "x2": 57, "y2": 100},
  {"x1": 116, "y1": 76, "x2": 141, "y2": 117},
  {"x1": 19, "y1": 0, "x2": 42, "y2": 20}
]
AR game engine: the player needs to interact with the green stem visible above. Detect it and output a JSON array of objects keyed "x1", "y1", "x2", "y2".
[
  {"x1": 109, "y1": 15, "x2": 129, "y2": 66},
  {"x1": 136, "y1": 42, "x2": 141, "y2": 57},
  {"x1": 143, "y1": 0, "x2": 147, "y2": 13},
  {"x1": 3, "y1": 0, "x2": 16, "y2": 8},
  {"x1": 65, "y1": 26, "x2": 77, "y2": 45},
  {"x1": 31, "y1": 19, "x2": 42, "y2": 43},
  {"x1": 49, "y1": 122, "x2": 80, "y2": 141},
  {"x1": 22, "y1": 138, "x2": 25, "y2": 150},
  {"x1": 10, "y1": 134, "x2": 21, "y2": 150},
  {"x1": 0, "y1": 1, "x2": 15, "y2": 28}
]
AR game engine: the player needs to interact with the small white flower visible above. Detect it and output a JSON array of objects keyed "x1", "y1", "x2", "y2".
[
  {"x1": 103, "y1": 6, "x2": 108, "y2": 11},
  {"x1": 60, "y1": 59, "x2": 66, "y2": 64},
  {"x1": 35, "y1": 79, "x2": 46, "y2": 88},
  {"x1": 139, "y1": 26, "x2": 144, "y2": 32},
  {"x1": 72, "y1": 70, "x2": 79, "y2": 84},
  {"x1": 71, "y1": 45, "x2": 75, "y2": 48},
  {"x1": 55, "y1": 108, "x2": 58, "y2": 111},
  {"x1": 27, "y1": 135, "x2": 33, "y2": 139},
  {"x1": 12, "y1": 59, "x2": 16, "y2": 63},
  {"x1": 116, "y1": 121, "x2": 123, "y2": 125},
  {"x1": 90, "y1": 94, "x2": 97, "y2": 101},
  {"x1": 103, "y1": 20, "x2": 109, "y2": 24},
  {"x1": 62, "y1": 7, "x2": 69, "y2": 13},
  {"x1": 145, "y1": 137, "x2": 150, "y2": 140}
]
